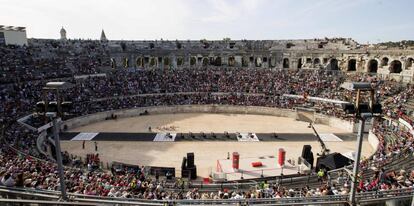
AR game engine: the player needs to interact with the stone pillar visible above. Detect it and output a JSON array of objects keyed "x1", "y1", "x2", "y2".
[
  {"x1": 235, "y1": 56, "x2": 242, "y2": 67},
  {"x1": 171, "y1": 55, "x2": 177, "y2": 69}
]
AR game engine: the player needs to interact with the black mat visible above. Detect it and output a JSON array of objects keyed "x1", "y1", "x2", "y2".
[
  {"x1": 60, "y1": 132, "x2": 79, "y2": 140},
  {"x1": 93, "y1": 132, "x2": 157, "y2": 141},
  {"x1": 60, "y1": 132, "x2": 356, "y2": 142},
  {"x1": 60, "y1": 132, "x2": 157, "y2": 141},
  {"x1": 256, "y1": 133, "x2": 357, "y2": 141},
  {"x1": 174, "y1": 132, "x2": 238, "y2": 141}
]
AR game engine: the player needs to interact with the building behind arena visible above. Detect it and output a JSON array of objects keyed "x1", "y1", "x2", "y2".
[
  {"x1": 0, "y1": 25, "x2": 28, "y2": 46},
  {"x1": 50, "y1": 27, "x2": 414, "y2": 82}
]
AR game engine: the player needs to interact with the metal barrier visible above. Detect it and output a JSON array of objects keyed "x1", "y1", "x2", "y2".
[
  {"x1": 2, "y1": 106, "x2": 414, "y2": 205},
  {"x1": 1, "y1": 185, "x2": 413, "y2": 205}
]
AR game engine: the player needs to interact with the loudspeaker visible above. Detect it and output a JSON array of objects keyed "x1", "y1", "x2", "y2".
[
  {"x1": 61, "y1": 101, "x2": 72, "y2": 112},
  {"x1": 372, "y1": 103, "x2": 382, "y2": 114},
  {"x1": 187, "y1": 165, "x2": 197, "y2": 180},
  {"x1": 302, "y1": 145, "x2": 314, "y2": 168},
  {"x1": 308, "y1": 152, "x2": 314, "y2": 169},
  {"x1": 301, "y1": 145, "x2": 312, "y2": 159},
  {"x1": 36, "y1": 101, "x2": 46, "y2": 113},
  {"x1": 358, "y1": 103, "x2": 370, "y2": 114},
  {"x1": 187, "y1": 153, "x2": 194, "y2": 168},
  {"x1": 181, "y1": 169, "x2": 189, "y2": 178},
  {"x1": 181, "y1": 157, "x2": 187, "y2": 169},
  {"x1": 342, "y1": 103, "x2": 355, "y2": 114}
]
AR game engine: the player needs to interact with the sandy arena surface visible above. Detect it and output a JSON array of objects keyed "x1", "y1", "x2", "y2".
[
  {"x1": 62, "y1": 113, "x2": 374, "y2": 178},
  {"x1": 69, "y1": 113, "x2": 348, "y2": 133}
]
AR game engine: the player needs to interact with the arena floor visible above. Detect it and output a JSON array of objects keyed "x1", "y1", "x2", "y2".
[{"x1": 61, "y1": 113, "x2": 374, "y2": 178}]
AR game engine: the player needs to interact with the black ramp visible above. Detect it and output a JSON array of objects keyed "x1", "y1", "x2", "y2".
[
  {"x1": 61, "y1": 132, "x2": 355, "y2": 142},
  {"x1": 174, "y1": 133, "x2": 238, "y2": 141},
  {"x1": 92, "y1": 132, "x2": 157, "y2": 141},
  {"x1": 60, "y1": 132, "x2": 80, "y2": 140},
  {"x1": 257, "y1": 133, "x2": 317, "y2": 141}
]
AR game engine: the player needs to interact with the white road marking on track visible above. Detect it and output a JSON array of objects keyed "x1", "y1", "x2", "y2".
[
  {"x1": 153, "y1": 133, "x2": 176, "y2": 141},
  {"x1": 71, "y1": 133, "x2": 99, "y2": 141}
]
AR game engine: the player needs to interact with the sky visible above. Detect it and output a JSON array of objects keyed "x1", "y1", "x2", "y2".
[{"x1": 1, "y1": 0, "x2": 414, "y2": 43}]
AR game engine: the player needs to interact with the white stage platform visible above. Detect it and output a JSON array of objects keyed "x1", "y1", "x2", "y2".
[{"x1": 215, "y1": 155, "x2": 311, "y2": 181}]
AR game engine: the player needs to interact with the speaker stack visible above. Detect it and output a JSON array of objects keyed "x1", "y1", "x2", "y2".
[
  {"x1": 301, "y1": 145, "x2": 314, "y2": 168},
  {"x1": 181, "y1": 153, "x2": 197, "y2": 179},
  {"x1": 187, "y1": 153, "x2": 194, "y2": 167},
  {"x1": 181, "y1": 157, "x2": 189, "y2": 177}
]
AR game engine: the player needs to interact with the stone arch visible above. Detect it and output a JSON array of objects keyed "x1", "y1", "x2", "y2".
[
  {"x1": 214, "y1": 56, "x2": 222, "y2": 66},
  {"x1": 283, "y1": 58, "x2": 290, "y2": 68},
  {"x1": 163, "y1": 57, "x2": 170, "y2": 66},
  {"x1": 136, "y1": 57, "x2": 144, "y2": 67},
  {"x1": 255, "y1": 57, "x2": 262, "y2": 67},
  {"x1": 177, "y1": 57, "x2": 184, "y2": 66},
  {"x1": 249, "y1": 56, "x2": 254, "y2": 63},
  {"x1": 297, "y1": 58, "x2": 303, "y2": 69},
  {"x1": 306, "y1": 58, "x2": 312, "y2": 64},
  {"x1": 228, "y1": 56, "x2": 235, "y2": 66},
  {"x1": 110, "y1": 58, "x2": 116, "y2": 69},
  {"x1": 158, "y1": 57, "x2": 163, "y2": 66},
  {"x1": 381, "y1": 57, "x2": 389, "y2": 67},
  {"x1": 389, "y1": 60, "x2": 402, "y2": 73},
  {"x1": 190, "y1": 57, "x2": 197, "y2": 66},
  {"x1": 405, "y1": 57, "x2": 413, "y2": 69},
  {"x1": 242, "y1": 57, "x2": 249, "y2": 67},
  {"x1": 202, "y1": 58, "x2": 209, "y2": 66},
  {"x1": 149, "y1": 57, "x2": 157, "y2": 67},
  {"x1": 327, "y1": 59, "x2": 339, "y2": 70},
  {"x1": 347, "y1": 59, "x2": 357, "y2": 71},
  {"x1": 367, "y1": 59, "x2": 378, "y2": 73},
  {"x1": 313, "y1": 58, "x2": 321, "y2": 65}
]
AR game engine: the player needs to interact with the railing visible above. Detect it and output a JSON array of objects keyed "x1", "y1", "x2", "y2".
[
  {"x1": 1, "y1": 123, "x2": 414, "y2": 205},
  {"x1": 170, "y1": 174, "x2": 317, "y2": 192},
  {"x1": 1, "y1": 185, "x2": 413, "y2": 205},
  {"x1": 3, "y1": 102, "x2": 414, "y2": 204}
]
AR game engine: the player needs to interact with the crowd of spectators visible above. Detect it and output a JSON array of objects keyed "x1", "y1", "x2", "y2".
[
  {"x1": 1, "y1": 40, "x2": 414, "y2": 202},
  {"x1": 0, "y1": 39, "x2": 109, "y2": 83}
]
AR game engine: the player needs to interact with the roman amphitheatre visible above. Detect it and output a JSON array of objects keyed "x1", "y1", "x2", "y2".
[
  {"x1": 3, "y1": 18, "x2": 414, "y2": 204},
  {"x1": 61, "y1": 106, "x2": 374, "y2": 178}
]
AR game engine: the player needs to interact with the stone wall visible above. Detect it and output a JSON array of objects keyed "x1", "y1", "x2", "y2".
[
  {"x1": 63, "y1": 105, "x2": 354, "y2": 132},
  {"x1": 109, "y1": 44, "x2": 414, "y2": 83},
  {"x1": 313, "y1": 114, "x2": 356, "y2": 133},
  {"x1": 368, "y1": 130, "x2": 379, "y2": 153}
]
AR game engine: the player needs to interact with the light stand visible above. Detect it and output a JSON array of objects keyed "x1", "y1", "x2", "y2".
[
  {"x1": 349, "y1": 114, "x2": 370, "y2": 206},
  {"x1": 38, "y1": 82, "x2": 72, "y2": 201},
  {"x1": 51, "y1": 115, "x2": 68, "y2": 201},
  {"x1": 340, "y1": 82, "x2": 381, "y2": 206}
]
